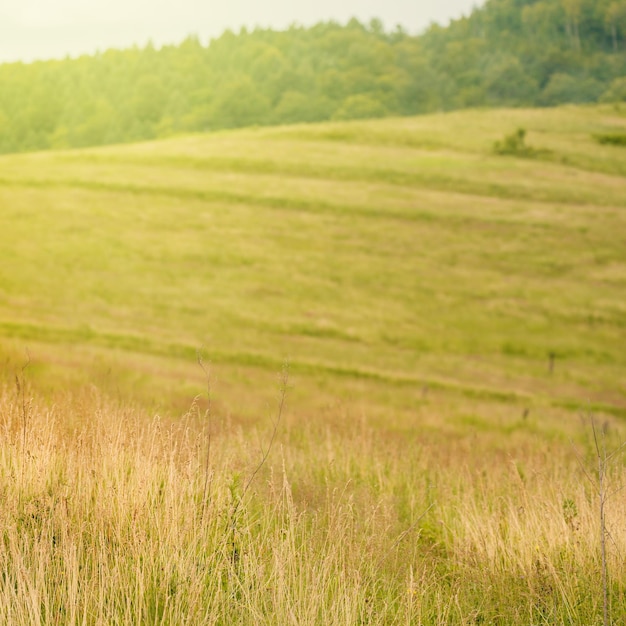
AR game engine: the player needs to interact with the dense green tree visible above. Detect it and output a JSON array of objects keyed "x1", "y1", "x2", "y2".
[
  {"x1": 605, "y1": 1, "x2": 626, "y2": 50},
  {"x1": 332, "y1": 94, "x2": 388, "y2": 120},
  {"x1": 211, "y1": 76, "x2": 271, "y2": 129},
  {"x1": 484, "y1": 57, "x2": 539, "y2": 105},
  {"x1": 601, "y1": 75, "x2": 626, "y2": 100},
  {"x1": 540, "y1": 72, "x2": 604, "y2": 104}
]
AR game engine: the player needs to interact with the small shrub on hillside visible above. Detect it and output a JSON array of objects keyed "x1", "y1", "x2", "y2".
[
  {"x1": 593, "y1": 132, "x2": 626, "y2": 147},
  {"x1": 494, "y1": 128, "x2": 539, "y2": 157}
]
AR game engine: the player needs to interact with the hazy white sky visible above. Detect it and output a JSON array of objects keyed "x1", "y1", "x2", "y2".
[{"x1": 0, "y1": 0, "x2": 480, "y2": 64}]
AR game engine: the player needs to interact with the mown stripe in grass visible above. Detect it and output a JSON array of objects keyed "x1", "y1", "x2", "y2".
[
  {"x1": 2, "y1": 319, "x2": 624, "y2": 418},
  {"x1": 0, "y1": 176, "x2": 610, "y2": 241},
  {"x1": 0, "y1": 175, "x2": 443, "y2": 225},
  {"x1": 54, "y1": 153, "x2": 626, "y2": 207}
]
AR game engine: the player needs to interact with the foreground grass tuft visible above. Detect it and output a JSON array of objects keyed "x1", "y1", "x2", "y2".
[{"x1": 0, "y1": 382, "x2": 625, "y2": 624}]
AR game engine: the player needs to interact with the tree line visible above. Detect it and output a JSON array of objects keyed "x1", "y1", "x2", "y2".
[{"x1": 0, "y1": 0, "x2": 625, "y2": 154}]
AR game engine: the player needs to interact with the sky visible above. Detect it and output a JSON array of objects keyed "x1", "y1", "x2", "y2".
[{"x1": 0, "y1": 0, "x2": 480, "y2": 64}]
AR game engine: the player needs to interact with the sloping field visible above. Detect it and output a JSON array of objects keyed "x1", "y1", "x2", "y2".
[
  {"x1": 0, "y1": 105, "x2": 624, "y2": 420},
  {"x1": 1, "y1": 106, "x2": 626, "y2": 623}
]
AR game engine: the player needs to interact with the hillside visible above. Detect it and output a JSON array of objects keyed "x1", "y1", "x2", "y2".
[
  {"x1": 1, "y1": 0, "x2": 626, "y2": 155},
  {"x1": 1, "y1": 106, "x2": 626, "y2": 623},
  {"x1": 1, "y1": 105, "x2": 625, "y2": 424}
]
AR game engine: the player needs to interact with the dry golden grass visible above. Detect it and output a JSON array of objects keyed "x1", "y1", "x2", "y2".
[{"x1": 1, "y1": 376, "x2": 625, "y2": 624}]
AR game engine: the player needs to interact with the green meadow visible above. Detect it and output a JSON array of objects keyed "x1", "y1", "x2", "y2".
[
  {"x1": 1, "y1": 105, "x2": 626, "y2": 623},
  {"x1": 1, "y1": 105, "x2": 624, "y2": 418}
]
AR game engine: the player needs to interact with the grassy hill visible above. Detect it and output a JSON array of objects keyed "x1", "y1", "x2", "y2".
[
  {"x1": 1, "y1": 104, "x2": 624, "y2": 420},
  {"x1": 1, "y1": 105, "x2": 626, "y2": 622}
]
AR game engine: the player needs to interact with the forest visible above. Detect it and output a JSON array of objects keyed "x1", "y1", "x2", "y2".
[{"x1": 1, "y1": 0, "x2": 625, "y2": 154}]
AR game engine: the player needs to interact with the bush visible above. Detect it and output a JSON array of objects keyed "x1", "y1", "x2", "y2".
[
  {"x1": 494, "y1": 128, "x2": 536, "y2": 156},
  {"x1": 593, "y1": 133, "x2": 626, "y2": 146}
]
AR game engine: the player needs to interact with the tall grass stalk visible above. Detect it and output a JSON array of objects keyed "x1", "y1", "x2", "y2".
[
  {"x1": 572, "y1": 416, "x2": 626, "y2": 626},
  {"x1": 197, "y1": 351, "x2": 213, "y2": 519}
]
